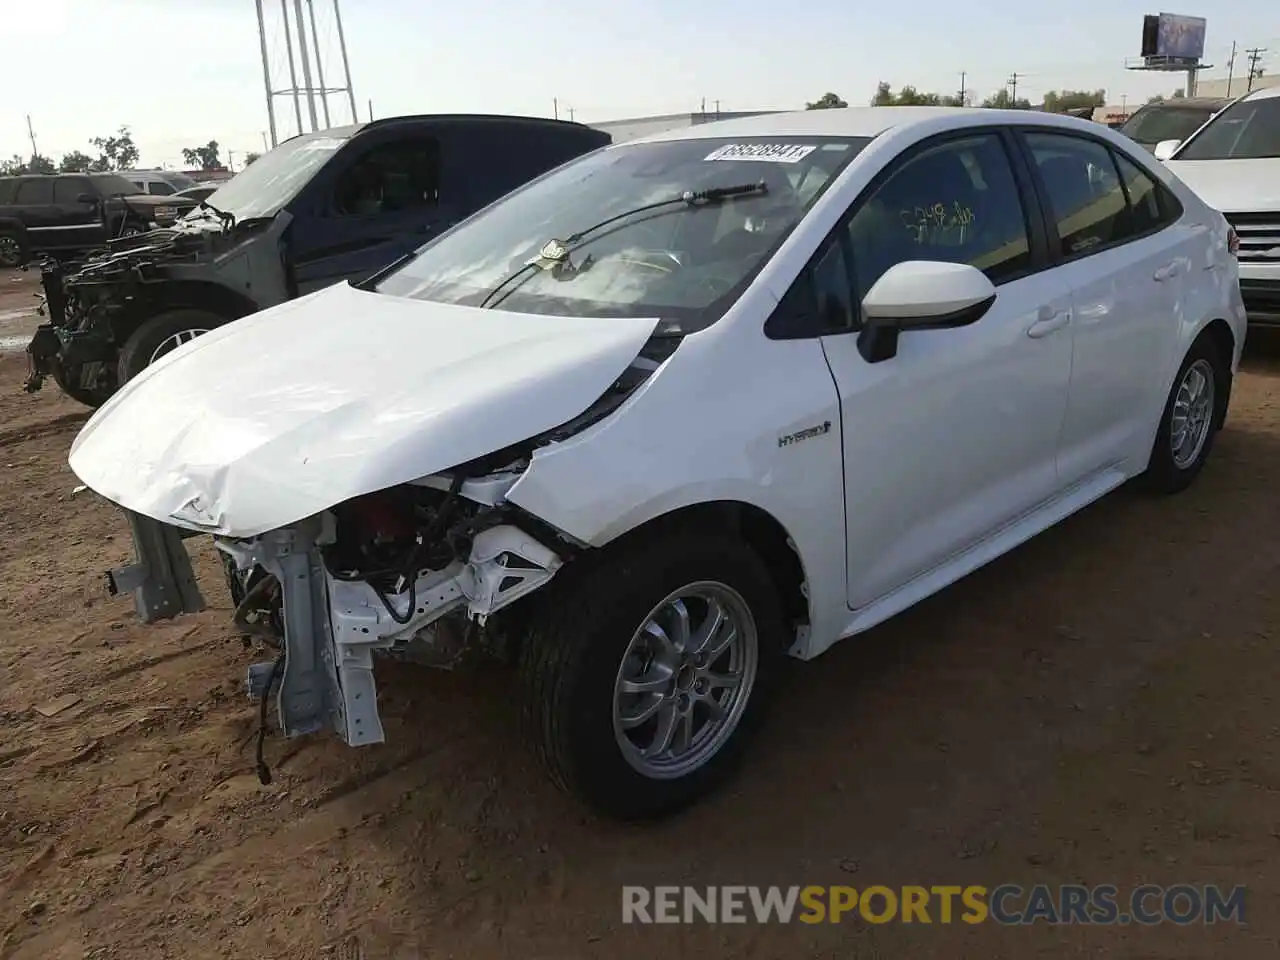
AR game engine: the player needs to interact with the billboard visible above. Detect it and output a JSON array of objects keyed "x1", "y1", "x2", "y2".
[{"x1": 1141, "y1": 13, "x2": 1207, "y2": 60}]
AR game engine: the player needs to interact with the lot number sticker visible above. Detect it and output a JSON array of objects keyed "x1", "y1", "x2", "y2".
[{"x1": 704, "y1": 143, "x2": 817, "y2": 163}]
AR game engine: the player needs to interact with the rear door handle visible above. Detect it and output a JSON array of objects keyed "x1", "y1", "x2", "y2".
[
  {"x1": 1027, "y1": 309, "x2": 1070, "y2": 338},
  {"x1": 1154, "y1": 261, "x2": 1182, "y2": 281}
]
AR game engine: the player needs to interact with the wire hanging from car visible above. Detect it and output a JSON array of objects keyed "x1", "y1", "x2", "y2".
[{"x1": 255, "y1": 654, "x2": 285, "y2": 785}]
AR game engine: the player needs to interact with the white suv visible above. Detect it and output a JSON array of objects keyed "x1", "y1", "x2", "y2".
[
  {"x1": 1158, "y1": 85, "x2": 1280, "y2": 326},
  {"x1": 71, "y1": 107, "x2": 1246, "y2": 820}
]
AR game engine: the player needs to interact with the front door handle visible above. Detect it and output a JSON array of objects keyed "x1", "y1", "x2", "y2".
[
  {"x1": 1027, "y1": 309, "x2": 1070, "y2": 338},
  {"x1": 1153, "y1": 261, "x2": 1182, "y2": 281}
]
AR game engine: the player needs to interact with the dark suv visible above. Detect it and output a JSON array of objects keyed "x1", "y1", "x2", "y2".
[
  {"x1": 26, "y1": 114, "x2": 612, "y2": 406},
  {"x1": 0, "y1": 173, "x2": 195, "y2": 267}
]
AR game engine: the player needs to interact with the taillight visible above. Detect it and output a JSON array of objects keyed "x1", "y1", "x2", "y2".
[{"x1": 1227, "y1": 227, "x2": 1240, "y2": 256}]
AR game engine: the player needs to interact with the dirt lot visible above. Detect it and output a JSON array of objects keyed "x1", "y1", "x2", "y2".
[{"x1": 2, "y1": 267, "x2": 1280, "y2": 959}]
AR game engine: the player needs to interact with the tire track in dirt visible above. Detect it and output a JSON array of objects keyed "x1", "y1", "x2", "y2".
[{"x1": 0, "y1": 412, "x2": 88, "y2": 450}]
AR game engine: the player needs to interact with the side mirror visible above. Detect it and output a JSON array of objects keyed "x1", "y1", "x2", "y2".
[
  {"x1": 858, "y1": 260, "x2": 996, "y2": 363},
  {"x1": 76, "y1": 192, "x2": 97, "y2": 205},
  {"x1": 1153, "y1": 139, "x2": 1181, "y2": 161}
]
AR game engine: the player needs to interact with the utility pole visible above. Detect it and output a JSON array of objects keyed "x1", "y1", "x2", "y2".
[
  {"x1": 567, "y1": 105, "x2": 575, "y2": 121},
  {"x1": 331, "y1": 0, "x2": 359, "y2": 124},
  {"x1": 368, "y1": 99, "x2": 373, "y2": 122},
  {"x1": 553, "y1": 98, "x2": 558, "y2": 120},
  {"x1": 261, "y1": 131, "x2": 269, "y2": 152},
  {"x1": 1246, "y1": 47, "x2": 1267, "y2": 91},
  {"x1": 958, "y1": 71, "x2": 967, "y2": 105},
  {"x1": 25, "y1": 115, "x2": 37, "y2": 158},
  {"x1": 1007, "y1": 72, "x2": 1022, "y2": 106},
  {"x1": 254, "y1": 0, "x2": 278, "y2": 148},
  {"x1": 292, "y1": 0, "x2": 320, "y2": 132},
  {"x1": 306, "y1": 0, "x2": 332, "y2": 128},
  {"x1": 714, "y1": 99, "x2": 721, "y2": 117},
  {"x1": 280, "y1": 0, "x2": 304, "y2": 136},
  {"x1": 1226, "y1": 40, "x2": 1237, "y2": 98}
]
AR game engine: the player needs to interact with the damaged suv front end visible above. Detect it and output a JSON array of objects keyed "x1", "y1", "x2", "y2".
[{"x1": 25, "y1": 216, "x2": 285, "y2": 406}]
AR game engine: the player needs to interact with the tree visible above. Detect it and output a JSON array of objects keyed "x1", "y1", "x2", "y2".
[
  {"x1": 871, "y1": 82, "x2": 963, "y2": 107},
  {"x1": 806, "y1": 92, "x2": 848, "y2": 110},
  {"x1": 1171, "y1": 88, "x2": 1186, "y2": 98},
  {"x1": 244, "y1": 151, "x2": 261, "y2": 165},
  {"x1": 59, "y1": 150, "x2": 94, "y2": 173},
  {"x1": 0, "y1": 154, "x2": 55, "y2": 175},
  {"x1": 1042, "y1": 89, "x2": 1106, "y2": 113},
  {"x1": 89, "y1": 126, "x2": 139, "y2": 171},
  {"x1": 1147, "y1": 94, "x2": 1165, "y2": 104},
  {"x1": 980, "y1": 88, "x2": 1032, "y2": 109},
  {"x1": 182, "y1": 140, "x2": 222, "y2": 170}
]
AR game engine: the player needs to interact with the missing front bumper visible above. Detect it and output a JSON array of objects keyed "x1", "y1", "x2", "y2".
[{"x1": 107, "y1": 509, "x2": 561, "y2": 749}]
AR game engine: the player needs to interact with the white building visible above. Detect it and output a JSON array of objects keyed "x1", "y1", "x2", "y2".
[{"x1": 590, "y1": 110, "x2": 783, "y2": 143}]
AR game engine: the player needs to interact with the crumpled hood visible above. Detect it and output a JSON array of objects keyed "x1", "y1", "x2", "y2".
[
  {"x1": 1164, "y1": 158, "x2": 1280, "y2": 212},
  {"x1": 69, "y1": 282, "x2": 659, "y2": 537}
]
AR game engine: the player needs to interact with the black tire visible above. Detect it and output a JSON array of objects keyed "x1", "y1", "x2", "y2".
[
  {"x1": 0, "y1": 230, "x2": 24, "y2": 268},
  {"x1": 117, "y1": 308, "x2": 224, "y2": 384},
  {"x1": 517, "y1": 527, "x2": 788, "y2": 821},
  {"x1": 51, "y1": 361, "x2": 117, "y2": 408},
  {"x1": 1138, "y1": 334, "x2": 1228, "y2": 496}
]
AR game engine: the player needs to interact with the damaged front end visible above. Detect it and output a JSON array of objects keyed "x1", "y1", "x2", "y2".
[
  {"x1": 24, "y1": 220, "x2": 277, "y2": 402},
  {"x1": 102, "y1": 331, "x2": 679, "y2": 771}
]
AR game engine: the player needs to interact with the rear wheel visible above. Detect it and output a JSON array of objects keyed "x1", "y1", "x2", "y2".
[
  {"x1": 117, "y1": 308, "x2": 224, "y2": 384},
  {"x1": 518, "y1": 529, "x2": 787, "y2": 821},
  {"x1": 1138, "y1": 334, "x2": 1227, "y2": 495}
]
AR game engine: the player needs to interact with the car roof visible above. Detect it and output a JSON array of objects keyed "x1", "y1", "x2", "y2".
[
  {"x1": 629, "y1": 106, "x2": 1108, "y2": 144},
  {"x1": 1136, "y1": 97, "x2": 1231, "y2": 109},
  {"x1": 1241, "y1": 85, "x2": 1280, "y2": 102}
]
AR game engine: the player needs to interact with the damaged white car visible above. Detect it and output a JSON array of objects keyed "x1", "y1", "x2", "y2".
[{"x1": 70, "y1": 107, "x2": 1245, "y2": 820}]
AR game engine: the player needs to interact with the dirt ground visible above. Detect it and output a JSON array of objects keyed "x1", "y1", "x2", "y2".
[{"x1": 2, "y1": 266, "x2": 1280, "y2": 959}]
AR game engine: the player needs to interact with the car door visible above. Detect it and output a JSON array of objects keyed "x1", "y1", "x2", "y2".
[
  {"x1": 1016, "y1": 130, "x2": 1191, "y2": 486},
  {"x1": 289, "y1": 132, "x2": 461, "y2": 296},
  {"x1": 12, "y1": 178, "x2": 63, "y2": 251},
  {"x1": 813, "y1": 130, "x2": 1076, "y2": 609},
  {"x1": 50, "y1": 176, "x2": 104, "y2": 249}
]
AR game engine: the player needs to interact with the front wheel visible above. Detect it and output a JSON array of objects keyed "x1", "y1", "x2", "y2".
[
  {"x1": 0, "y1": 230, "x2": 24, "y2": 268},
  {"x1": 51, "y1": 361, "x2": 117, "y2": 408},
  {"x1": 117, "y1": 308, "x2": 223, "y2": 384},
  {"x1": 1138, "y1": 335, "x2": 1227, "y2": 495},
  {"x1": 518, "y1": 530, "x2": 787, "y2": 820}
]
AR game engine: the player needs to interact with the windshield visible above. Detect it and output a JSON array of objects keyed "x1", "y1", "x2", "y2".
[
  {"x1": 182, "y1": 130, "x2": 349, "y2": 221},
  {"x1": 376, "y1": 135, "x2": 872, "y2": 330},
  {"x1": 163, "y1": 172, "x2": 197, "y2": 190},
  {"x1": 1174, "y1": 95, "x2": 1280, "y2": 160},
  {"x1": 1120, "y1": 104, "x2": 1216, "y2": 145},
  {"x1": 92, "y1": 175, "x2": 144, "y2": 197}
]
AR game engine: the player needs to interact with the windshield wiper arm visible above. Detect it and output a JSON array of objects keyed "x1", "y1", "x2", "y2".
[
  {"x1": 477, "y1": 181, "x2": 767, "y2": 310},
  {"x1": 198, "y1": 199, "x2": 236, "y2": 229}
]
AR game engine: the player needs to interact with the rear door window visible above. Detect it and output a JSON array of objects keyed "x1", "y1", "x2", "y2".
[
  {"x1": 14, "y1": 179, "x2": 53, "y2": 205},
  {"x1": 1023, "y1": 132, "x2": 1128, "y2": 257}
]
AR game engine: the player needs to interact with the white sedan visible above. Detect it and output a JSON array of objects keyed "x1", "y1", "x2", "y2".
[{"x1": 69, "y1": 106, "x2": 1246, "y2": 820}]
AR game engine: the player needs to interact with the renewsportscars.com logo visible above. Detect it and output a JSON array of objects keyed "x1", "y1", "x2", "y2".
[{"x1": 622, "y1": 884, "x2": 1247, "y2": 926}]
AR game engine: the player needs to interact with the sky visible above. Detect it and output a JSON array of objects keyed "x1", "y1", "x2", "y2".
[{"x1": 3, "y1": 0, "x2": 1278, "y2": 171}]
